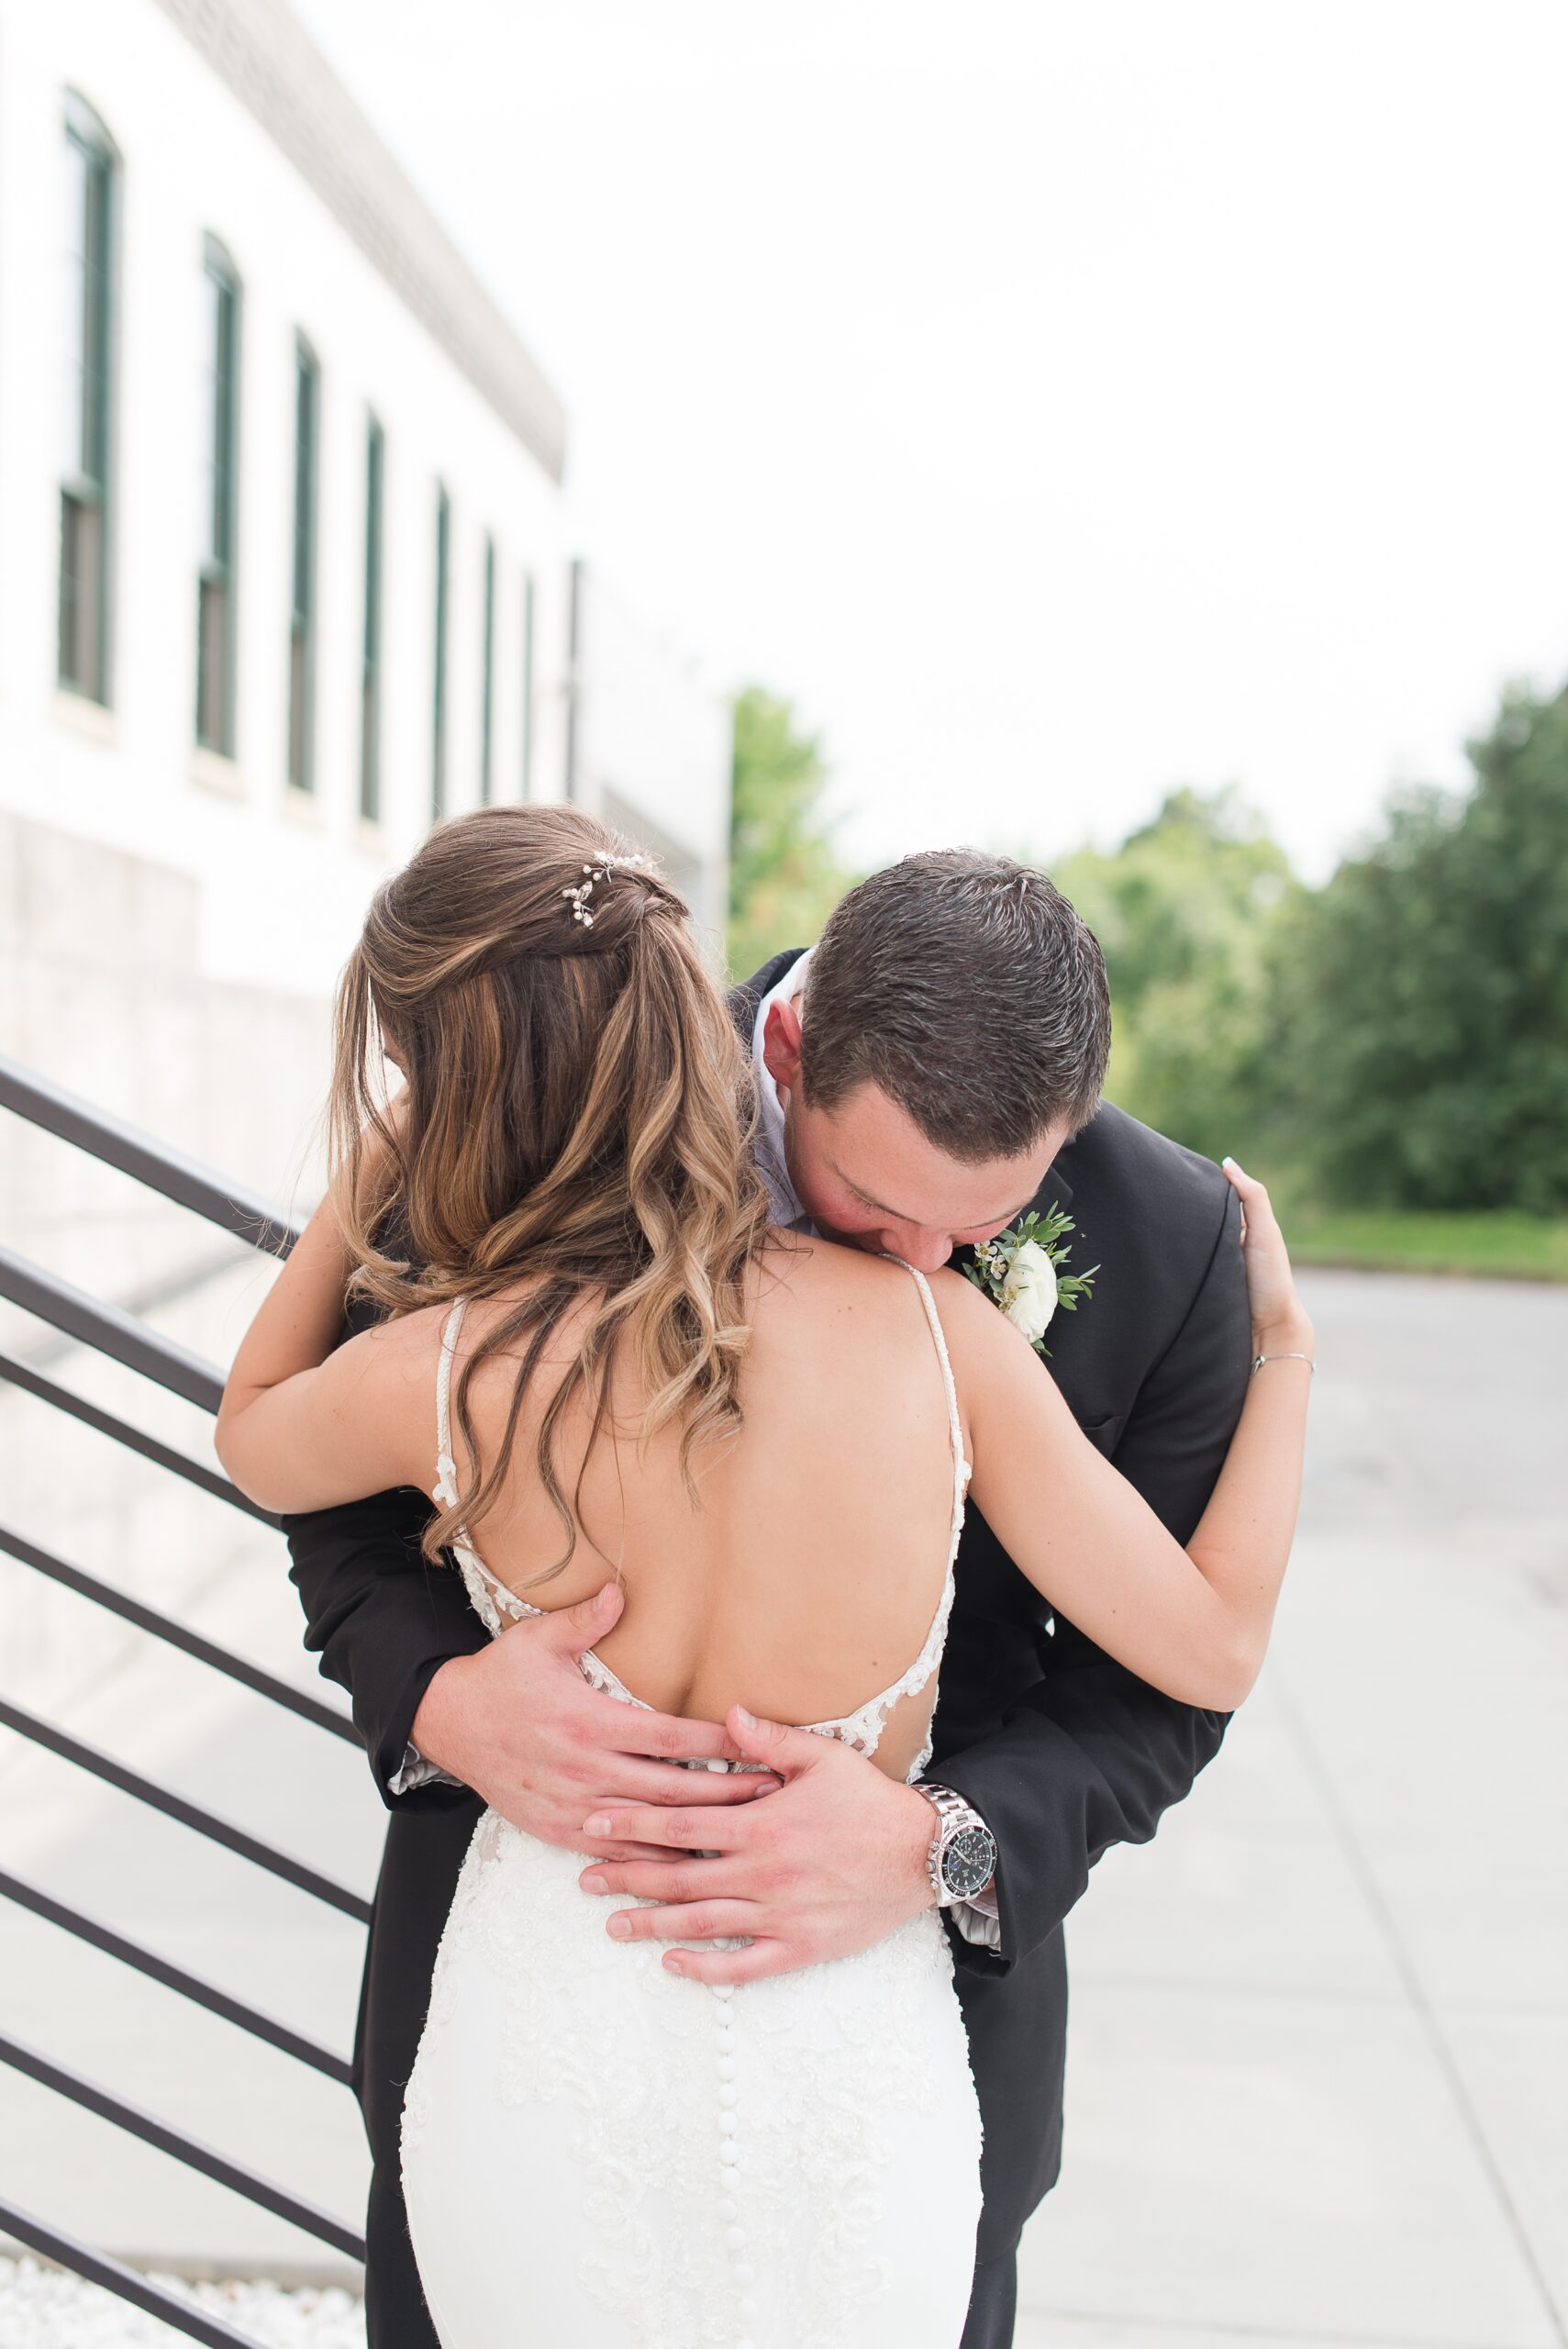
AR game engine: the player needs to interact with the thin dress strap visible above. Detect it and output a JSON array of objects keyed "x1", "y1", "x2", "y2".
[
  {"x1": 896, "y1": 1263, "x2": 970, "y2": 1557},
  {"x1": 433, "y1": 1297, "x2": 468, "y2": 1512}
]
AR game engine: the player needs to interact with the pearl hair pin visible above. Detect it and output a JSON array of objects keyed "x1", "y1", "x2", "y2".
[{"x1": 562, "y1": 852, "x2": 650, "y2": 929}]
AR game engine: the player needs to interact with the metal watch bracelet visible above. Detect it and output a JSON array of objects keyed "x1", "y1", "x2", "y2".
[{"x1": 914, "y1": 1782, "x2": 998, "y2": 1908}]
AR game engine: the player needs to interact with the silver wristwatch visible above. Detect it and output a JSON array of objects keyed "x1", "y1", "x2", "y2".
[{"x1": 914, "y1": 1782, "x2": 997, "y2": 1908}]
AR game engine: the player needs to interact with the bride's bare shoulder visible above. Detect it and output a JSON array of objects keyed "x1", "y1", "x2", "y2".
[
  {"x1": 749, "y1": 1241, "x2": 1004, "y2": 1377},
  {"x1": 751, "y1": 1234, "x2": 929, "y2": 1341},
  {"x1": 924, "y1": 1264, "x2": 1013, "y2": 1361}
]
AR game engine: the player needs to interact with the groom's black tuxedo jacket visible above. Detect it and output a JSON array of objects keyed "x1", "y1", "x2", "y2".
[{"x1": 284, "y1": 949, "x2": 1250, "y2": 2321}]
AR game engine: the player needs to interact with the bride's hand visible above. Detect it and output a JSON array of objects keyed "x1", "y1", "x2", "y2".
[{"x1": 1222, "y1": 1158, "x2": 1311, "y2": 1351}]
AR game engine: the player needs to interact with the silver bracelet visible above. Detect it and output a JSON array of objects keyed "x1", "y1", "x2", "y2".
[{"x1": 1251, "y1": 1350, "x2": 1315, "y2": 1376}]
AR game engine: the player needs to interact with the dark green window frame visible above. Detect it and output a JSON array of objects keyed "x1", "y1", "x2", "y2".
[
  {"x1": 431, "y1": 483, "x2": 450, "y2": 821},
  {"x1": 520, "y1": 570, "x2": 536, "y2": 800},
  {"x1": 360, "y1": 416, "x2": 384, "y2": 823},
  {"x1": 480, "y1": 535, "x2": 497, "y2": 804},
  {"x1": 287, "y1": 336, "x2": 319, "y2": 792},
  {"x1": 196, "y1": 236, "x2": 242, "y2": 757},
  {"x1": 59, "y1": 95, "x2": 117, "y2": 706}
]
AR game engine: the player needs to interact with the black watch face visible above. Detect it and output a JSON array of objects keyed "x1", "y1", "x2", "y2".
[{"x1": 942, "y1": 1824, "x2": 995, "y2": 1900}]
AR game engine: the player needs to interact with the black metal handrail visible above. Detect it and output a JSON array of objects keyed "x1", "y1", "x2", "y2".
[
  {"x1": 0, "y1": 1868, "x2": 352, "y2": 2086},
  {"x1": 0, "y1": 1698, "x2": 373, "y2": 1924},
  {"x1": 0, "y1": 2198, "x2": 262, "y2": 2349},
  {"x1": 0, "y1": 1348, "x2": 275, "y2": 1520},
  {"x1": 1, "y1": 1055, "x2": 368, "y2": 2331},
  {"x1": 0, "y1": 2032, "x2": 365, "y2": 2261},
  {"x1": 0, "y1": 1520, "x2": 356, "y2": 1744},
  {"x1": 0, "y1": 1052, "x2": 306, "y2": 1259},
  {"x1": 0, "y1": 1243, "x2": 226, "y2": 1413}
]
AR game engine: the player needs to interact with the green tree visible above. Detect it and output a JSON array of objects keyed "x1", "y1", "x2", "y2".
[
  {"x1": 1052, "y1": 787, "x2": 1294, "y2": 1163},
  {"x1": 1267, "y1": 684, "x2": 1568, "y2": 1213},
  {"x1": 727, "y1": 686, "x2": 855, "y2": 978}
]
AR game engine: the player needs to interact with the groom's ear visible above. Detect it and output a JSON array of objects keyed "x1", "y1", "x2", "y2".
[{"x1": 762, "y1": 1001, "x2": 805, "y2": 1100}]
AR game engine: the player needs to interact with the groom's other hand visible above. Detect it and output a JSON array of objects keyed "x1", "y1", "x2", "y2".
[
  {"x1": 410, "y1": 1586, "x2": 781, "y2": 1866},
  {"x1": 577, "y1": 1704, "x2": 936, "y2": 1983}
]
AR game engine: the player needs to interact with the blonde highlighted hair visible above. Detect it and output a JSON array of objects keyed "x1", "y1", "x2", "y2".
[{"x1": 329, "y1": 806, "x2": 769, "y2": 1576}]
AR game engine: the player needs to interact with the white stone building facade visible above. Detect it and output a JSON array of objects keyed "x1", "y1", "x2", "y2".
[
  {"x1": 0, "y1": 0, "x2": 731, "y2": 1748},
  {"x1": 0, "y1": 0, "x2": 729, "y2": 1140}
]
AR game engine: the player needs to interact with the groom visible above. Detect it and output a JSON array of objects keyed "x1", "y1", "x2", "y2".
[{"x1": 284, "y1": 849, "x2": 1250, "y2": 2349}]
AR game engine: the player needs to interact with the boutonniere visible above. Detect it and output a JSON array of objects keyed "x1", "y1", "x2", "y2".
[{"x1": 964, "y1": 1204, "x2": 1097, "y2": 1357}]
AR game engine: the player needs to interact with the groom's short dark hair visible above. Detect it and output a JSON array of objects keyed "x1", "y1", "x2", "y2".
[{"x1": 801, "y1": 851, "x2": 1110, "y2": 1158}]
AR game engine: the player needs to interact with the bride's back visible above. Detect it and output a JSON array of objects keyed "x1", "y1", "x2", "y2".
[{"x1": 445, "y1": 1237, "x2": 962, "y2": 1782}]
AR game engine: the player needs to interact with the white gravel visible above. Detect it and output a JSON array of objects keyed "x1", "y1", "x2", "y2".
[{"x1": 0, "y1": 2256, "x2": 365, "y2": 2348}]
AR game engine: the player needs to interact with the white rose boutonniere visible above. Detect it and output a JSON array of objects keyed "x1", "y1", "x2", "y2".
[
  {"x1": 998, "y1": 1240, "x2": 1059, "y2": 1345},
  {"x1": 964, "y1": 1204, "x2": 1096, "y2": 1358}
]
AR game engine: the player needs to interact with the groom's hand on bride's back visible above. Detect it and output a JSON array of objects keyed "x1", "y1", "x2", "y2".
[
  {"x1": 409, "y1": 1584, "x2": 782, "y2": 1866},
  {"x1": 576, "y1": 1706, "x2": 938, "y2": 1984}
]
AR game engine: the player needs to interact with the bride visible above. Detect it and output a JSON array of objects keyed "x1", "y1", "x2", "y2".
[{"x1": 216, "y1": 806, "x2": 1312, "y2": 2349}]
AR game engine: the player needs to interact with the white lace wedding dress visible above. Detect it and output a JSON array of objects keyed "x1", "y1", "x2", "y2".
[{"x1": 400, "y1": 1266, "x2": 984, "y2": 2348}]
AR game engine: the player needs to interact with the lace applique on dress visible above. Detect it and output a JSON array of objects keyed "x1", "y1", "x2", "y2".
[{"x1": 403, "y1": 1803, "x2": 974, "y2": 2347}]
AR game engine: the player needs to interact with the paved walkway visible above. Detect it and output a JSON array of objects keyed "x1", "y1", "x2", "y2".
[
  {"x1": 2, "y1": 1270, "x2": 1564, "y2": 2347},
  {"x1": 1016, "y1": 1270, "x2": 1568, "y2": 2349}
]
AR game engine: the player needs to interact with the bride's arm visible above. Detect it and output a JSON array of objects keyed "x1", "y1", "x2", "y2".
[
  {"x1": 215, "y1": 1185, "x2": 431, "y2": 1513},
  {"x1": 946, "y1": 1162, "x2": 1311, "y2": 1710}
]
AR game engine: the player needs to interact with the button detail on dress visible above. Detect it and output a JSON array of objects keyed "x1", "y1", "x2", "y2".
[{"x1": 710, "y1": 1974, "x2": 750, "y2": 2332}]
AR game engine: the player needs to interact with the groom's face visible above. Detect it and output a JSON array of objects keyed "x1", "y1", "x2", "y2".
[{"x1": 763, "y1": 1002, "x2": 1068, "y2": 1274}]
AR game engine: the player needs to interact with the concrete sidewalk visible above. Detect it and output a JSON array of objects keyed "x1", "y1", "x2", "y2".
[
  {"x1": 1016, "y1": 1270, "x2": 1568, "y2": 2349},
  {"x1": 2, "y1": 1269, "x2": 1564, "y2": 2346}
]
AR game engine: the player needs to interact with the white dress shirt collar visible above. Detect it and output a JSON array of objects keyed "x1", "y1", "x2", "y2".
[{"x1": 751, "y1": 949, "x2": 815, "y2": 1233}]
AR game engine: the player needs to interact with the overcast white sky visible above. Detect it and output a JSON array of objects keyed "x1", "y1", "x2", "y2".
[{"x1": 292, "y1": 0, "x2": 1568, "y2": 879}]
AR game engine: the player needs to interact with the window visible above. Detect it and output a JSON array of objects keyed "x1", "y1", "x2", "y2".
[
  {"x1": 196, "y1": 239, "x2": 241, "y2": 756},
  {"x1": 480, "y1": 535, "x2": 496, "y2": 804},
  {"x1": 431, "y1": 484, "x2": 450, "y2": 820},
  {"x1": 287, "y1": 338, "x2": 319, "y2": 792},
  {"x1": 360, "y1": 417, "x2": 384, "y2": 822},
  {"x1": 59, "y1": 97, "x2": 116, "y2": 703},
  {"x1": 520, "y1": 571, "x2": 536, "y2": 800}
]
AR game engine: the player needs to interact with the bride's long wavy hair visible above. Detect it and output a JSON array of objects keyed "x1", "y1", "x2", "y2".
[{"x1": 328, "y1": 806, "x2": 769, "y2": 1579}]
